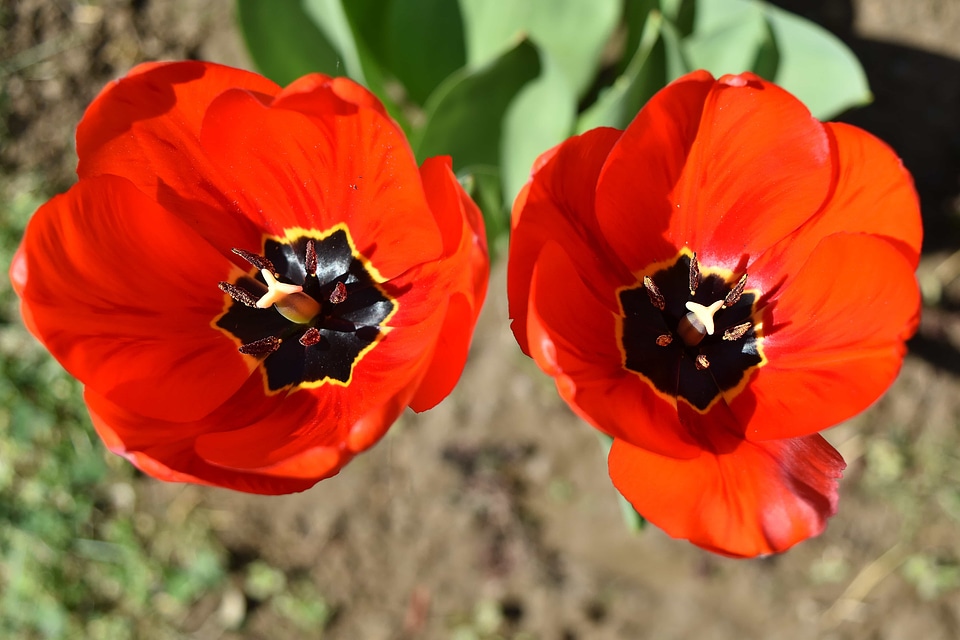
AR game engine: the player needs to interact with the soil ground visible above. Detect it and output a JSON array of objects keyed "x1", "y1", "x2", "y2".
[{"x1": 3, "y1": 1, "x2": 960, "y2": 638}]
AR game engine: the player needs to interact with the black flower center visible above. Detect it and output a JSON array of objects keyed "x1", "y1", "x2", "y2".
[
  {"x1": 215, "y1": 225, "x2": 396, "y2": 392},
  {"x1": 617, "y1": 250, "x2": 765, "y2": 412}
]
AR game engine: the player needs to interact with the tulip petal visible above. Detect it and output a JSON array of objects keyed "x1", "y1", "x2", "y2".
[
  {"x1": 509, "y1": 126, "x2": 627, "y2": 355},
  {"x1": 527, "y1": 241, "x2": 701, "y2": 458},
  {"x1": 77, "y1": 61, "x2": 279, "y2": 254},
  {"x1": 732, "y1": 233, "x2": 920, "y2": 441},
  {"x1": 609, "y1": 428, "x2": 845, "y2": 557},
  {"x1": 199, "y1": 82, "x2": 443, "y2": 279},
  {"x1": 18, "y1": 175, "x2": 254, "y2": 422},
  {"x1": 598, "y1": 72, "x2": 834, "y2": 272},
  {"x1": 748, "y1": 122, "x2": 923, "y2": 290}
]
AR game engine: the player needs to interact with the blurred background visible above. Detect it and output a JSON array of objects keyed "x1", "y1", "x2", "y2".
[{"x1": 1, "y1": 0, "x2": 960, "y2": 638}]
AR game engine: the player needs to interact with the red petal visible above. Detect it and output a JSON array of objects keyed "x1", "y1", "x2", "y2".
[
  {"x1": 526, "y1": 241, "x2": 700, "y2": 458},
  {"x1": 199, "y1": 84, "x2": 443, "y2": 278},
  {"x1": 732, "y1": 233, "x2": 919, "y2": 441},
  {"x1": 77, "y1": 61, "x2": 278, "y2": 254},
  {"x1": 609, "y1": 429, "x2": 845, "y2": 557},
  {"x1": 597, "y1": 71, "x2": 833, "y2": 273},
  {"x1": 508, "y1": 127, "x2": 626, "y2": 356},
  {"x1": 17, "y1": 175, "x2": 254, "y2": 422},
  {"x1": 748, "y1": 122, "x2": 923, "y2": 289},
  {"x1": 408, "y1": 157, "x2": 489, "y2": 411}
]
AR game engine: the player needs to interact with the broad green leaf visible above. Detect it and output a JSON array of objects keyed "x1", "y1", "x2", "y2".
[
  {"x1": 302, "y1": 0, "x2": 366, "y2": 82},
  {"x1": 660, "y1": 13, "x2": 692, "y2": 81},
  {"x1": 459, "y1": 0, "x2": 620, "y2": 97},
  {"x1": 577, "y1": 10, "x2": 666, "y2": 132},
  {"x1": 659, "y1": 0, "x2": 696, "y2": 36},
  {"x1": 684, "y1": 0, "x2": 769, "y2": 76},
  {"x1": 501, "y1": 46, "x2": 577, "y2": 208},
  {"x1": 619, "y1": 0, "x2": 659, "y2": 77},
  {"x1": 762, "y1": 3, "x2": 871, "y2": 119},
  {"x1": 413, "y1": 39, "x2": 540, "y2": 170},
  {"x1": 235, "y1": 0, "x2": 342, "y2": 85},
  {"x1": 383, "y1": 0, "x2": 466, "y2": 105}
]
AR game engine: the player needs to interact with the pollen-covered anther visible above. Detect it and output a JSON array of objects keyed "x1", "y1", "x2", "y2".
[
  {"x1": 643, "y1": 276, "x2": 666, "y2": 310},
  {"x1": 723, "y1": 322, "x2": 752, "y2": 341},
  {"x1": 329, "y1": 281, "x2": 348, "y2": 304},
  {"x1": 304, "y1": 239, "x2": 318, "y2": 276},
  {"x1": 656, "y1": 334, "x2": 673, "y2": 346},
  {"x1": 219, "y1": 281, "x2": 259, "y2": 308},
  {"x1": 724, "y1": 274, "x2": 748, "y2": 308},
  {"x1": 695, "y1": 353, "x2": 710, "y2": 370},
  {"x1": 232, "y1": 247, "x2": 275, "y2": 273},
  {"x1": 257, "y1": 269, "x2": 322, "y2": 324},
  {"x1": 239, "y1": 335, "x2": 281, "y2": 357},
  {"x1": 689, "y1": 252, "x2": 701, "y2": 295},
  {"x1": 299, "y1": 327, "x2": 323, "y2": 346}
]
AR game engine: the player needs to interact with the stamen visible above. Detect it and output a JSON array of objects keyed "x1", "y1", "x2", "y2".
[
  {"x1": 689, "y1": 253, "x2": 700, "y2": 295},
  {"x1": 299, "y1": 327, "x2": 323, "y2": 346},
  {"x1": 218, "y1": 281, "x2": 259, "y2": 308},
  {"x1": 695, "y1": 354, "x2": 710, "y2": 370},
  {"x1": 723, "y1": 322, "x2": 752, "y2": 341},
  {"x1": 239, "y1": 335, "x2": 281, "y2": 357},
  {"x1": 643, "y1": 276, "x2": 666, "y2": 310},
  {"x1": 305, "y1": 239, "x2": 318, "y2": 276},
  {"x1": 329, "y1": 281, "x2": 348, "y2": 304},
  {"x1": 232, "y1": 248, "x2": 275, "y2": 274},
  {"x1": 656, "y1": 334, "x2": 673, "y2": 346},
  {"x1": 724, "y1": 274, "x2": 748, "y2": 308}
]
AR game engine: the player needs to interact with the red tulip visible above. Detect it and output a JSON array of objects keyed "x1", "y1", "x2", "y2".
[
  {"x1": 12, "y1": 61, "x2": 488, "y2": 495},
  {"x1": 508, "y1": 70, "x2": 922, "y2": 557}
]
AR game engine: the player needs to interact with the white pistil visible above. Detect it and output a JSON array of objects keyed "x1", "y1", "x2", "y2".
[
  {"x1": 684, "y1": 299, "x2": 724, "y2": 336},
  {"x1": 255, "y1": 269, "x2": 321, "y2": 324}
]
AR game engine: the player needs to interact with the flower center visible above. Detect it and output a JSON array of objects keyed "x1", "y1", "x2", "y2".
[
  {"x1": 215, "y1": 225, "x2": 397, "y2": 392},
  {"x1": 618, "y1": 251, "x2": 765, "y2": 412}
]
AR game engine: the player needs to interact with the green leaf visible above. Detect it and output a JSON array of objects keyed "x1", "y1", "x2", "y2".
[
  {"x1": 235, "y1": 0, "x2": 342, "y2": 85},
  {"x1": 413, "y1": 39, "x2": 540, "y2": 169},
  {"x1": 577, "y1": 10, "x2": 666, "y2": 132},
  {"x1": 459, "y1": 0, "x2": 619, "y2": 97},
  {"x1": 501, "y1": 46, "x2": 576, "y2": 208},
  {"x1": 383, "y1": 0, "x2": 466, "y2": 105},
  {"x1": 684, "y1": 0, "x2": 769, "y2": 77},
  {"x1": 761, "y1": 3, "x2": 871, "y2": 119},
  {"x1": 302, "y1": 0, "x2": 366, "y2": 81}
]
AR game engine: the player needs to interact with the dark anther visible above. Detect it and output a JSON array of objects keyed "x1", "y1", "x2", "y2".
[
  {"x1": 656, "y1": 334, "x2": 673, "y2": 346},
  {"x1": 724, "y1": 274, "x2": 748, "y2": 308},
  {"x1": 232, "y1": 247, "x2": 276, "y2": 274},
  {"x1": 643, "y1": 276, "x2": 666, "y2": 310},
  {"x1": 219, "y1": 281, "x2": 259, "y2": 308},
  {"x1": 305, "y1": 239, "x2": 318, "y2": 276},
  {"x1": 329, "y1": 281, "x2": 348, "y2": 304},
  {"x1": 689, "y1": 252, "x2": 701, "y2": 295},
  {"x1": 695, "y1": 353, "x2": 710, "y2": 370},
  {"x1": 299, "y1": 327, "x2": 323, "y2": 346},
  {"x1": 723, "y1": 322, "x2": 752, "y2": 341},
  {"x1": 239, "y1": 335, "x2": 281, "y2": 357}
]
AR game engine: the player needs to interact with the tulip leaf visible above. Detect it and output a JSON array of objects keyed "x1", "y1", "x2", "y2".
[
  {"x1": 577, "y1": 10, "x2": 666, "y2": 132},
  {"x1": 382, "y1": 0, "x2": 466, "y2": 105},
  {"x1": 597, "y1": 434, "x2": 647, "y2": 533},
  {"x1": 459, "y1": 0, "x2": 620, "y2": 97},
  {"x1": 501, "y1": 46, "x2": 577, "y2": 209},
  {"x1": 761, "y1": 3, "x2": 871, "y2": 119},
  {"x1": 235, "y1": 0, "x2": 342, "y2": 85},
  {"x1": 684, "y1": 0, "x2": 769, "y2": 77},
  {"x1": 413, "y1": 39, "x2": 540, "y2": 171}
]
